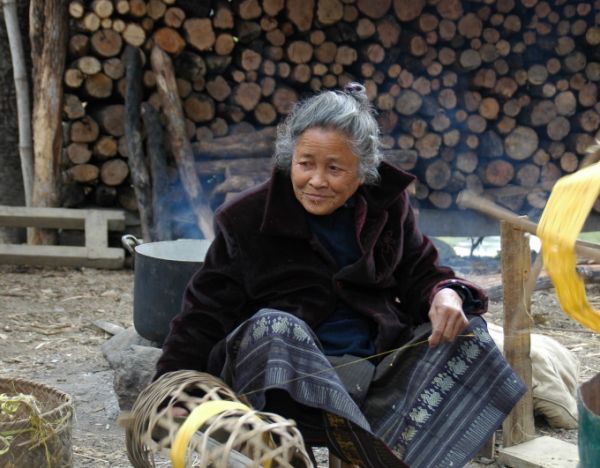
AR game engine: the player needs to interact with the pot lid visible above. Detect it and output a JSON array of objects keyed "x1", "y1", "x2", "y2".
[{"x1": 136, "y1": 239, "x2": 211, "y2": 262}]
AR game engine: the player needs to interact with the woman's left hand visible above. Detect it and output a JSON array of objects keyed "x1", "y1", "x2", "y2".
[{"x1": 427, "y1": 288, "x2": 469, "y2": 347}]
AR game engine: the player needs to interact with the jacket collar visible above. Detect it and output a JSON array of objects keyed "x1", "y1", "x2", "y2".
[
  {"x1": 260, "y1": 161, "x2": 415, "y2": 238},
  {"x1": 358, "y1": 161, "x2": 415, "y2": 213}
]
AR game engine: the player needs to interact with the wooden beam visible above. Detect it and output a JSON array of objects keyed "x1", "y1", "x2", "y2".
[{"x1": 501, "y1": 221, "x2": 535, "y2": 447}]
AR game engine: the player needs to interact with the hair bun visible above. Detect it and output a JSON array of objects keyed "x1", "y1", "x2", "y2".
[
  {"x1": 344, "y1": 82, "x2": 364, "y2": 94},
  {"x1": 343, "y1": 82, "x2": 369, "y2": 107}
]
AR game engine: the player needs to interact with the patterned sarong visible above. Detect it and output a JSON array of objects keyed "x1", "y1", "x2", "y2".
[{"x1": 219, "y1": 309, "x2": 527, "y2": 468}]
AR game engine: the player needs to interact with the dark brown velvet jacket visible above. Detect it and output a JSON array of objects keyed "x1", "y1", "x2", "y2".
[{"x1": 155, "y1": 162, "x2": 488, "y2": 378}]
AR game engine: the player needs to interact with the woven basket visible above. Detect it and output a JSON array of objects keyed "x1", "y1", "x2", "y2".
[
  {"x1": 0, "y1": 377, "x2": 74, "y2": 468},
  {"x1": 125, "y1": 370, "x2": 312, "y2": 467}
]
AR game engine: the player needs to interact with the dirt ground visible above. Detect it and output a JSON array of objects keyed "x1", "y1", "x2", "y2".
[{"x1": 1, "y1": 260, "x2": 599, "y2": 467}]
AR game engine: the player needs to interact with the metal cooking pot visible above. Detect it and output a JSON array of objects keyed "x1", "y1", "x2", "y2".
[{"x1": 122, "y1": 235, "x2": 211, "y2": 344}]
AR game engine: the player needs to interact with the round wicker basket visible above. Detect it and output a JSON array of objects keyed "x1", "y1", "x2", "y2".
[
  {"x1": 125, "y1": 370, "x2": 312, "y2": 467},
  {"x1": 0, "y1": 377, "x2": 74, "y2": 467}
]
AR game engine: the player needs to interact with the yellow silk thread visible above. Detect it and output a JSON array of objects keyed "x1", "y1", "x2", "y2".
[
  {"x1": 171, "y1": 400, "x2": 272, "y2": 468},
  {"x1": 537, "y1": 162, "x2": 600, "y2": 333}
]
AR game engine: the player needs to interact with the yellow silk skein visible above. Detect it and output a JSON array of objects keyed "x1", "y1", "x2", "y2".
[
  {"x1": 537, "y1": 162, "x2": 600, "y2": 333},
  {"x1": 171, "y1": 400, "x2": 273, "y2": 468}
]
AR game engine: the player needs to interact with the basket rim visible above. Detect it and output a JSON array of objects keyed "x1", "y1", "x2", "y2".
[{"x1": 0, "y1": 375, "x2": 73, "y2": 430}]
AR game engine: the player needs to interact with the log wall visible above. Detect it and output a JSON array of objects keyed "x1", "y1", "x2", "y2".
[{"x1": 60, "y1": 0, "x2": 600, "y2": 237}]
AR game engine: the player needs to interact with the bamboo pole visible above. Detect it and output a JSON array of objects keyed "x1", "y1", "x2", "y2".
[
  {"x1": 2, "y1": 0, "x2": 33, "y2": 207},
  {"x1": 457, "y1": 190, "x2": 600, "y2": 262}
]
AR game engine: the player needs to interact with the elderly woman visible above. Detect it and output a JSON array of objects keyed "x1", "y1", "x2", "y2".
[{"x1": 155, "y1": 84, "x2": 526, "y2": 467}]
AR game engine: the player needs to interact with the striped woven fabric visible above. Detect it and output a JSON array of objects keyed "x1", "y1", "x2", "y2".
[{"x1": 219, "y1": 309, "x2": 526, "y2": 468}]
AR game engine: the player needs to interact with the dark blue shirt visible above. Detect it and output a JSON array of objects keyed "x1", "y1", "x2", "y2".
[{"x1": 307, "y1": 198, "x2": 376, "y2": 357}]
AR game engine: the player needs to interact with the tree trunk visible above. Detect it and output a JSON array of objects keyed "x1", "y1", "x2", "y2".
[{"x1": 29, "y1": 0, "x2": 68, "y2": 245}]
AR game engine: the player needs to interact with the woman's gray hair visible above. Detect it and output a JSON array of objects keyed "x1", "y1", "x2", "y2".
[{"x1": 273, "y1": 83, "x2": 382, "y2": 185}]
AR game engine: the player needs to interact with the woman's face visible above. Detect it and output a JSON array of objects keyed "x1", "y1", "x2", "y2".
[{"x1": 291, "y1": 127, "x2": 362, "y2": 216}]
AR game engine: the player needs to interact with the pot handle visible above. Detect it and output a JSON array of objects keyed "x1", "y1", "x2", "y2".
[{"x1": 121, "y1": 234, "x2": 142, "y2": 257}]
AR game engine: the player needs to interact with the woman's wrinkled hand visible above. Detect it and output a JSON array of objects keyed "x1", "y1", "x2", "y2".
[{"x1": 427, "y1": 288, "x2": 468, "y2": 347}]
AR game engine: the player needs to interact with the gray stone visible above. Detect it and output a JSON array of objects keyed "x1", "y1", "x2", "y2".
[
  {"x1": 101, "y1": 327, "x2": 161, "y2": 410},
  {"x1": 101, "y1": 326, "x2": 156, "y2": 367},
  {"x1": 112, "y1": 344, "x2": 161, "y2": 411}
]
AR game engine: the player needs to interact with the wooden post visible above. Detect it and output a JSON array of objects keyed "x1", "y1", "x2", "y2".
[
  {"x1": 29, "y1": 0, "x2": 68, "y2": 245},
  {"x1": 151, "y1": 45, "x2": 214, "y2": 239},
  {"x1": 141, "y1": 102, "x2": 172, "y2": 241},
  {"x1": 124, "y1": 45, "x2": 153, "y2": 242},
  {"x1": 501, "y1": 220, "x2": 535, "y2": 447}
]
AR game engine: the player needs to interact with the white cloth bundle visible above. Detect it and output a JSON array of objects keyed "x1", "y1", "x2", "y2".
[{"x1": 487, "y1": 322, "x2": 579, "y2": 429}]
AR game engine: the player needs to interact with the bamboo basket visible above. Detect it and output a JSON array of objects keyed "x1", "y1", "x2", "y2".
[
  {"x1": 0, "y1": 377, "x2": 74, "y2": 467},
  {"x1": 123, "y1": 370, "x2": 312, "y2": 467}
]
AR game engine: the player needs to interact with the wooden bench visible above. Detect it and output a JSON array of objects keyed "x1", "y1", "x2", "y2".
[{"x1": 0, "y1": 205, "x2": 125, "y2": 269}]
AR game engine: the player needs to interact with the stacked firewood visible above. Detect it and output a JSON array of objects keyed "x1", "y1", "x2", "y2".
[{"x1": 61, "y1": 0, "x2": 600, "y2": 237}]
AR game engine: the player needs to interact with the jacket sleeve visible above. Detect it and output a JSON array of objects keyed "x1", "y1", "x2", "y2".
[
  {"x1": 155, "y1": 213, "x2": 248, "y2": 379},
  {"x1": 393, "y1": 194, "x2": 488, "y2": 324}
]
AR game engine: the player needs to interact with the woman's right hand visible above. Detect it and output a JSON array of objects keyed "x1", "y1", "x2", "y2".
[{"x1": 428, "y1": 288, "x2": 468, "y2": 347}]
